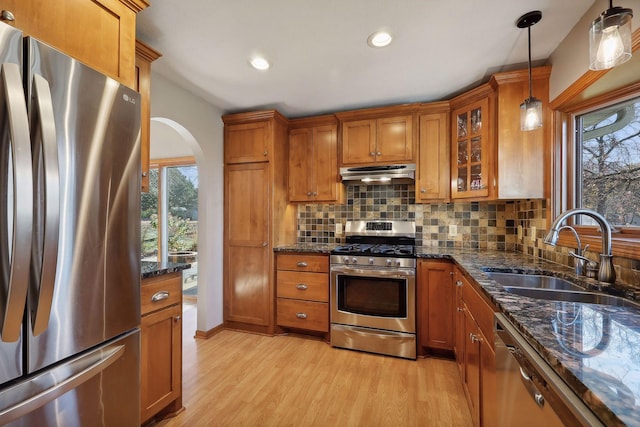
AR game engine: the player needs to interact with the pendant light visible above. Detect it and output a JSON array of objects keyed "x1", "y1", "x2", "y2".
[
  {"x1": 517, "y1": 11, "x2": 543, "y2": 131},
  {"x1": 589, "y1": 1, "x2": 633, "y2": 70}
]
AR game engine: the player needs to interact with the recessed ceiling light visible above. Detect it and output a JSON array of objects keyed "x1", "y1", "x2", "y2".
[
  {"x1": 367, "y1": 31, "x2": 393, "y2": 48},
  {"x1": 249, "y1": 56, "x2": 270, "y2": 71}
]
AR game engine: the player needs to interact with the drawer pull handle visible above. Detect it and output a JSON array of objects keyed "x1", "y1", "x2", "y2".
[
  {"x1": 151, "y1": 291, "x2": 169, "y2": 302},
  {"x1": 0, "y1": 10, "x2": 15, "y2": 22},
  {"x1": 296, "y1": 261, "x2": 308, "y2": 267},
  {"x1": 296, "y1": 284, "x2": 308, "y2": 290},
  {"x1": 296, "y1": 312, "x2": 308, "y2": 319}
]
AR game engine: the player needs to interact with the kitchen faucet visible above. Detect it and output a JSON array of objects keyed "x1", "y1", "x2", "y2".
[
  {"x1": 543, "y1": 208, "x2": 616, "y2": 283},
  {"x1": 556, "y1": 225, "x2": 589, "y2": 277}
]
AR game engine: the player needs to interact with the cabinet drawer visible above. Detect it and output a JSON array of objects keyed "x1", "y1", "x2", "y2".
[
  {"x1": 276, "y1": 254, "x2": 328, "y2": 272},
  {"x1": 277, "y1": 271, "x2": 328, "y2": 302},
  {"x1": 141, "y1": 273, "x2": 182, "y2": 316},
  {"x1": 462, "y1": 278, "x2": 495, "y2": 343},
  {"x1": 277, "y1": 299, "x2": 328, "y2": 332}
]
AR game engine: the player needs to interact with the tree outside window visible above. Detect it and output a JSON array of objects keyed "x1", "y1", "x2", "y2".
[
  {"x1": 578, "y1": 98, "x2": 640, "y2": 227},
  {"x1": 141, "y1": 165, "x2": 198, "y2": 260}
]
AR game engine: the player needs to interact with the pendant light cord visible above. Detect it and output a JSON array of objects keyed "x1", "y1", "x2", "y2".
[{"x1": 528, "y1": 25, "x2": 533, "y2": 101}]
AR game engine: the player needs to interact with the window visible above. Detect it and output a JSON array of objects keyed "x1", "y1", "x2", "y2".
[
  {"x1": 141, "y1": 157, "x2": 198, "y2": 297},
  {"x1": 576, "y1": 97, "x2": 640, "y2": 227}
]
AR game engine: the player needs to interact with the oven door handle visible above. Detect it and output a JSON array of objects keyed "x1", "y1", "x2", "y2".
[
  {"x1": 330, "y1": 266, "x2": 415, "y2": 278},
  {"x1": 344, "y1": 326, "x2": 412, "y2": 340}
]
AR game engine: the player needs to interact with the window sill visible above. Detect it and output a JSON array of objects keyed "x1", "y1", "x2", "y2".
[{"x1": 556, "y1": 227, "x2": 640, "y2": 260}]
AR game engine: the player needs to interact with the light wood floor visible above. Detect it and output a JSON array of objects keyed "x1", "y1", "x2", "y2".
[{"x1": 157, "y1": 302, "x2": 473, "y2": 427}]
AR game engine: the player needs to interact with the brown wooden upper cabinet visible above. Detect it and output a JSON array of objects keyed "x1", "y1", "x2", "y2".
[
  {"x1": 451, "y1": 97, "x2": 491, "y2": 199},
  {"x1": 449, "y1": 66, "x2": 551, "y2": 201},
  {"x1": 136, "y1": 40, "x2": 162, "y2": 193},
  {"x1": 225, "y1": 119, "x2": 273, "y2": 164},
  {"x1": 416, "y1": 103, "x2": 450, "y2": 202},
  {"x1": 0, "y1": 0, "x2": 146, "y2": 88},
  {"x1": 337, "y1": 107, "x2": 415, "y2": 166},
  {"x1": 288, "y1": 115, "x2": 340, "y2": 203}
]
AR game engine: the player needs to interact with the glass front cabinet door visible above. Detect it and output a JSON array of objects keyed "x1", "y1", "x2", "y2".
[{"x1": 451, "y1": 98, "x2": 490, "y2": 198}]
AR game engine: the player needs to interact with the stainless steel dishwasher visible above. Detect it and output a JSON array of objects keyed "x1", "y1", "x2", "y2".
[{"x1": 494, "y1": 313, "x2": 604, "y2": 427}]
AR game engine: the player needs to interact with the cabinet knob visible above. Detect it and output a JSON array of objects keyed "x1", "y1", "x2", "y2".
[
  {"x1": 370, "y1": 152, "x2": 375, "y2": 157},
  {"x1": 376, "y1": 151, "x2": 381, "y2": 156},
  {"x1": 174, "y1": 316, "x2": 182, "y2": 322},
  {"x1": 307, "y1": 191, "x2": 312, "y2": 196},
  {"x1": 142, "y1": 171, "x2": 148, "y2": 177},
  {"x1": 420, "y1": 188, "x2": 426, "y2": 193},
  {"x1": 296, "y1": 261, "x2": 308, "y2": 267},
  {"x1": 457, "y1": 307, "x2": 464, "y2": 312},
  {"x1": 296, "y1": 284, "x2": 308, "y2": 290},
  {"x1": 456, "y1": 280, "x2": 463, "y2": 287},
  {"x1": 263, "y1": 151, "x2": 268, "y2": 156},
  {"x1": 312, "y1": 191, "x2": 317, "y2": 196},
  {"x1": 296, "y1": 312, "x2": 308, "y2": 319},
  {"x1": 470, "y1": 333, "x2": 483, "y2": 343},
  {"x1": 0, "y1": 10, "x2": 15, "y2": 22},
  {"x1": 262, "y1": 242, "x2": 268, "y2": 247}
]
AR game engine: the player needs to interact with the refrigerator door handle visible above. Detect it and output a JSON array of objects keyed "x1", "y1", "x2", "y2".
[
  {"x1": 29, "y1": 74, "x2": 59, "y2": 336},
  {"x1": 0, "y1": 62, "x2": 33, "y2": 342},
  {"x1": 0, "y1": 342, "x2": 125, "y2": 425}
]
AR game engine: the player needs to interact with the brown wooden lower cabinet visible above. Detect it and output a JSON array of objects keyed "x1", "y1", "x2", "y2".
[
  {"x1": 276, "y1": 253, "x2": 329, "y2": 337},
  {"x1": 417, "y1": 260, "x2": 454, "y2": 355},
  {"x1": 453, "y1": 266, "x2": 497, "y2": 427},
  {"x1": 141, "y1": 272, "x2": 183, "y2": 424}
]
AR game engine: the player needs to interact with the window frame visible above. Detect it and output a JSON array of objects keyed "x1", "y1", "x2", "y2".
[{"x1": 553, "y1": 82, "x2": 640, "y2": 260}]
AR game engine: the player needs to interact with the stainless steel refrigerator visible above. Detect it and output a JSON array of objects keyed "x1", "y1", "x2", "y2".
[{"x1": 0, "y1": 22, "x2": 141, "y2": 426}]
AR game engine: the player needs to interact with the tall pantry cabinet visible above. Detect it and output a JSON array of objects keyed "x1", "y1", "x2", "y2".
[{"x1": 222, "y1": 110, "x2": 296, "y2": 334}]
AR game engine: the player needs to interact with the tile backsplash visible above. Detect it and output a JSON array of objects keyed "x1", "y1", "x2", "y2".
[
  {"x1": 296, "y1": 182, "x2": 640, "y2": 289},
  {"x1": 297, "y1": 183, "x2": 517, "y2": 250}
]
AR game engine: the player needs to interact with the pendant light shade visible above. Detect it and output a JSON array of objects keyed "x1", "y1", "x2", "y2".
[
  {"x1": 520, "y1": 97, "x2": 543, "y2": 131},
  {"x1": 517, "y1": 11, "x2": 543, "y2": 131},
  {"x1": 589, "y1": 2, "x2": 633, "y2": 71}
]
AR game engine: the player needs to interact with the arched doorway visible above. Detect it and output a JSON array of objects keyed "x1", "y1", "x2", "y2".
[{"x1": 149, "y1": 117, "x2": 217, "y2": 336}]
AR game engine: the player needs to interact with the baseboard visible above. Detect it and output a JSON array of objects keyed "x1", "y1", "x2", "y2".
[{"x1": 194, "y1": 323, "x2": 225, "y2": 339}]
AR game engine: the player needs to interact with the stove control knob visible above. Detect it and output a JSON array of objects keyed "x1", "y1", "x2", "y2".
[
  {"x1": 351, "y1": 257, "x2": 358, "y2": 264},
  {"x1": 395, "y1": 260, "x2": 402, "y2": 267},
  {"x1": 343, "y1": 256, "x2": 350, "y2": 264},
  {"x1": 368, "y1": 258, "x2": 374, "y2": 265},
  {"x1": 386, "y1": 259, "x2": 393, "y2": 266}
]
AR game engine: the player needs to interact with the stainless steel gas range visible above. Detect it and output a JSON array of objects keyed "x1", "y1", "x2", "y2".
[{"x1": 330, "y1": 220, "x2": 416, "y2": 359}]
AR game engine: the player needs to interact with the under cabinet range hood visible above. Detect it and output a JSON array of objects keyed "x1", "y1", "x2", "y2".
[{"x1": 340, "y1": 164, "x2": 416, "y2": 183}]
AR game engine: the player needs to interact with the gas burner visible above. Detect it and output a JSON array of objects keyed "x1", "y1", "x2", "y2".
[
  {"x1": 331, "y1": 220, "x2": 416, "y2": 259},
  {"x1": 332, "y1": 243, "x2": 371, "y2": 254},
  {"x1": 331, "y1": 243, "x2": 415, "y2": 257}
]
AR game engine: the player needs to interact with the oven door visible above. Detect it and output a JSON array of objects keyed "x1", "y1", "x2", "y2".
[{"x1": 330, "y1": 265, "x2": 415, "y2": 333}]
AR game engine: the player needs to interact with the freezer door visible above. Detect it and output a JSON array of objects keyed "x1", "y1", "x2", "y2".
[
  {"x1": 1, "y1": 329, "x2": 140, "y2": 426},
  {"x1": 26, "y1": 38, "x2": 141, "y2": 373},
  {"x1": 0, "y1": 22, "x2": 26, "y2": 386}
]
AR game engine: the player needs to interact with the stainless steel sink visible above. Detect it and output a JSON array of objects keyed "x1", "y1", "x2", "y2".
[
  {"x1": 502, "y1": 287, "x2": 640, "y2": 310},
  {"x1": 484, "y1": 272, "x2": 583, "y2": 291}
]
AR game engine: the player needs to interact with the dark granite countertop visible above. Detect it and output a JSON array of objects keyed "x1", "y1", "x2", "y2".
[
  {"x1": 441, "y1": 249, "x2": 640, "y2": 427},
  {"x1": 141, "y1": 260, "x2": 191, "y2": 279},
  {"x1": 273, "y1": 244, "x2": 335, "y2": 254},
  {"x1": 276, "y1": 244, "x2": 640, "y2": 425}
]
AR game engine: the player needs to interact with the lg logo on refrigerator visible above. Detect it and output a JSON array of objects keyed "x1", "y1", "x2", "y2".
[{"x1": 122, "y1": 94, "x2": 136, "y2": 105}]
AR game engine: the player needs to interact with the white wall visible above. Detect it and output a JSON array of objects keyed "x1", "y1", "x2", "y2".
[
  {"x1": 149, "y1": 72, "x2": 224, "y2": 332},
  {"x1": 549, "y1": 0, "x2": 639, "y2": 101}
]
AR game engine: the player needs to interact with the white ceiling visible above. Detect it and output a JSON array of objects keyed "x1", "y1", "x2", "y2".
[{"x1": 136, "y1": 0, "x2": 597, "y2": 118}]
